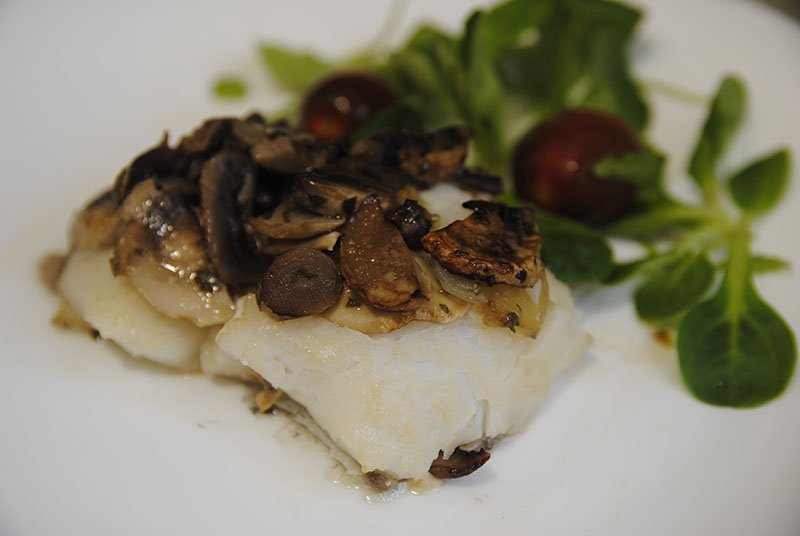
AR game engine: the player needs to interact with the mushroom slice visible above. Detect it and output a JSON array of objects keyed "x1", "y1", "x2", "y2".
[
  {"x1": 250, "y1": 135, "x2": 311, "y2": 174},
  {"x1": 429, "y1": 448, "x2": 490, "y2": 479},
  {"x1": 421, "y1": 201, "x2": 544, "y2": 288},
  {"x1": 290, "y1": 172, "x2": 368, "y2": 217},
  {"x1": 200, "y1": 150, "x2": 269, "y2": 290},
  {"x1": 256, "y1": 247, "x2": 343, "y2": 317},
  {"x1": 249, "y1": 200, "x2": 344, "y2": 240},
  {"x1": 69, "y1": 189, "x2": 119, "y2": 250},
  {"x1": 259, "y1": 231, "x2": 340, "y2": 257},
  {"x1": 111, "y1": 179, "x2": 235, "y2": 327},
  {"x1": 177, "y1": 117, "x2": 234, "y2": 157},
  {"x1": 451, "y1": 167, "x2": 504, "y2": 195},
  {"x1": 112, "y1": 133, "x2": 179, "y2": 202},
  {"x1": 351, "y1": 126, "x2": 471, "y2": 184},
  {"x1": 387, "y1": 199, "x2": 432, "y2": 250},
  {"x1": 339, "y1": 195, "x2": 428, "y2": 311},
  {"x1": 324, "y1": 253, "x2": 469, "y2": 334}
]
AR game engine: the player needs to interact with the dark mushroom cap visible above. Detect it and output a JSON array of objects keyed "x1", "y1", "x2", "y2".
[
  {"x1": 387, "y1": 199, "x2": 432, "y2": 250},
  {"x1": 351, "y1": 126, "x2": 472, "y2": 185},
  {"x1": 112, "y1": 133, "x2": 179, "y2": 202},
  {"x1": 199, "y1": 150, "x2": 268, "y2": 290},
  {"x1": 257, "y1": 247, "x2": 343, "y2": 317},
  {"x1": 177, "y1": 118, "x2": 234, "y2": 157}
]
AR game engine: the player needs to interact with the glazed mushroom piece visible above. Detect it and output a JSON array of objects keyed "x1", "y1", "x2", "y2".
[
  {"x1": 421, "y1": 200, "x2": 544, "y2": 287},
  {"x1": 111, "y1": 178, "x2": 235, "y2": 327},
  {"x1": 428, "y1": 448, "x2": 491, "y2": 479},
  {"x1": 350, "y1": 125, "x2": 472, "y2": 184},
  {"x1": 387, "y1": 199, "x2": 433, "y2": 250},
  {"x1": 249, "y1": 200, "x2": 344, "y2": 241},
  {"x1": 112, "y1": 133, "x2": 180, "y2": 202},
  {"x1": 290, "y1": 171, "x2": 376, "y2": 217},
  {"x1": 339, "y1": 195, "x2": 428, "y2": 311},
  {"x1": 199, "y1": 150, "x2": 270, "y2": 291}
]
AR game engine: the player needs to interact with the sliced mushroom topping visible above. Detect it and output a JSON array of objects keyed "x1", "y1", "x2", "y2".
[
  {"x1": 257, "y1": 247, "x2": 342, "y2": 317},
  {"x1": 69, "y1": 189, "x2": 119, "y2": 250},
  {"x1": 177, "y1": 118, "x2": 234, "y2": 157},
  {"x1": 200, "y1": 150, "x2": 269, "y2": 290},
  {"x1": 259, "y1": 231, "x2": 340, "y2": 257},
  {"x1": 111, "y1": 178, "x2": 235, "y2": 327},
  {"x1": 250, "y1": 135, "x2": 311, "y2": 174},
  {"x1": 112, "y1": 133, "x2": 179, "y2": 202},
  {"x1": 290, "y1": 171, "x2": 369, "y2": 217},
  {"x1": 429, "y1": 448, "x2": 490, "y2": 479},
  {"x1": 387, "y1": 199, "x2": 432, "y2": 250},
  {"x1": 324, "y1": 253, "x2": 469, "y2": 334},
  {"x1": 451, "y1": 167, "x2": 504, "y2": 195},
  {"x1": 421, "y1": 201, "x2": 544, "y2": 287},
  {"x1": 351, "y1": 126, "x2": 471, "y2": 184},
  {"x1": 249, "y1": 200, "x2": 344, "y2": 240},
  {"x1": 339, "y1": 195, "x2": 428, "y2": 311}
]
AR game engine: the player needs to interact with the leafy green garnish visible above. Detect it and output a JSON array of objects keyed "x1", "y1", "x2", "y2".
[
  {"x1": 258, "y1": 45, "x2": 334, "y2": 93},
  {"x1": 678, "y1": 233, "x2": 796, "y2": 407},
  {"x1": 727, "y1": 149, "x2": 790, "y2": 216},
  {"x1": 687, "y1": 76, "x2": 746, "y2": 199},
  {"x1": 748, "y1": 255, "x2": 791, "y2": 275},
  {"x1": 633, "y1": 251, "x2": 714, "y2": 321},
  {"x1": 594, "y1": 148, "x2": 667, "y2": 206},
  {"x1": 622, "y1": 77, "x2": 796, "y2": 406},
  {"x1": 536, "y1": 210, "x2": 615, "y2": 285},
  {"x1": 213, "y1": 77, "x2": 248, "y2": 99}
]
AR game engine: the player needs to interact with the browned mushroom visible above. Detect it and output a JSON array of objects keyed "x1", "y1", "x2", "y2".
[
  {"x1": 324, "y1": 252, "x2": 469, "y2": 334},
  {"x1": 451, "y1": 167, "x2": 504, "y2": 195},
  {"x1": 339, "y1": 195, "x2": 428, "y2": 311},
  {"x1": 258, "y1": 231, "x2": 340, "y2": 257},
  {"x1": 199, "y1": 150, "x2": 269, "y2": 290},
  {"x1": 429, "y1": 448, "x2": 491, "y2": 479},
  {"x1": 250, "y1": 135, "x2": 310, "y2": 174},
  {"x1": 421, "y1": 201, "x2": 544, "y2": 287},
  {"x1": 112, "y1": 133, "x2": 179, "y2": 202},
  {"x1": 290, "y1": 171, "x2": 370, "y2": 217},
  {"x1": 177, "y1": 118, "x2": 234, "y2": 157},
  {"x1": 257, "y1": 247, "x2": 343, "y2": 317},
  {"x1": 351, "y1": 126, "x2": 471, "y2": 185},
  {"x1": 387, "y1": 199, "x2": 432, "y2": 250},
  {"x1": 111, "y1": 178, "x2": 235, "y2": 327},
  {"x1": 249, "y1": 200, "x2": 345, "y2": 240}
]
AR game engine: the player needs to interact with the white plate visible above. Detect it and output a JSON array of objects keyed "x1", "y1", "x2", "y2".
[{"x1": 1, "y1": 0, "x2": 799, "y2": 534}]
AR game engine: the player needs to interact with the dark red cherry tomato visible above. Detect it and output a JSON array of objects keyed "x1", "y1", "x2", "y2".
[
  {"x1": 512, "y1": 109, "x2": 641, "y2": 224},
  {"x1": 299, "y1": 72, "x2": 394, "y2": 141}
]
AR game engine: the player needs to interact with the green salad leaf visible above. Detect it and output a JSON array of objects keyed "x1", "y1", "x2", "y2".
[
  {"x1": 594, "y1": 148, "x2": 667, "y2": 206},
  {"x1": 749, "y1": 255, "x2": 791, "y2": 274},
  {"x1": 634, "y1": 251, "x2": 714, "y2": 321},
  {"x1": 678, "y1": 237, "x2": 796, "y2": 407},
  {"x1": 687, "y1": 76, "x2": 746, "y2": 198},
  {"x1": 258, "y1": 45, "x2": 334, "y2": 93},
  {"x1": 536, "y1": 210, "x2": 615, "y2": 285},
  {"x1": 213, "y1": 77, "x2": 248, "y2": 99},
  {"x1": 727, "y1": 148, "x2": 790, "y2": 216}
]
